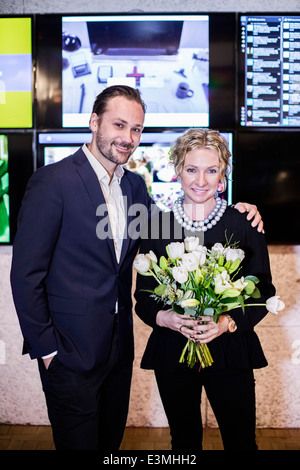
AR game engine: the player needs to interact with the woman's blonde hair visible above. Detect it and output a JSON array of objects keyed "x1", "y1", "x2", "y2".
[{"x1": 170, "y1": 128, "x2": 232, "y2": 189}]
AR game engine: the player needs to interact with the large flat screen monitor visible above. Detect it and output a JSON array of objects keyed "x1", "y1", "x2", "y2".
[
  {"x1": 235, "y1": 131, "x2": 300, "y2": 244},
  {"x1": 0, "y1": 17, "x2": 33, "y2": 128},
  {"x1": 239, "y1": 13, "x2": 300, "y2": 127},
  {"x1": 0, "y1": 135, "x2": 9, "y2": 242},
  {"x1": 0, "y1": 132, "x2": 34, "y2": 243},
  {"x1": 36, "y1": 13, "x2": 235, "y2": 130},
  {"x1": 37, "y1": 130, "x2": 233, "y2": 211},
  {"x1": 62, "y1": 15, "x2": 209, "y2": 128}
]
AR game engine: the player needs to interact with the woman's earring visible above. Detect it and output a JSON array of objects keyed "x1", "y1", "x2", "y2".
[
  {"x1": 217, "y1": 181, "x2": 224, "y2": 193},
  {"x1": 215, "y1": 181, "x2": 224, "y2": 198}
]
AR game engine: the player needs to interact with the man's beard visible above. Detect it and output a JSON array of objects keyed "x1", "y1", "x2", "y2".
[{"x1": 95, "y1": 130, "x2": 135, "y2": 166}]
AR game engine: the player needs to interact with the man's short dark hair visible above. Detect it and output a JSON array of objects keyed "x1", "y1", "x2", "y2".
[{"x1": 92, "y1": 85, "x2": 146, "y2": 119}]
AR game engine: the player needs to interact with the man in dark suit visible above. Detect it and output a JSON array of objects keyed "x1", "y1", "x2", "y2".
[
  {"x1": 10, "y1": 85, "x2": 263, "y2": 451},
  {"x1": 10, "y1": 86, "x2": 152, "y2": 451}
]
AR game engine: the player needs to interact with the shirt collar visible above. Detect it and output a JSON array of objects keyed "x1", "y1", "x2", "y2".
[{"x1": 82, "y1": 143, "x2": 125, "y2": 183}]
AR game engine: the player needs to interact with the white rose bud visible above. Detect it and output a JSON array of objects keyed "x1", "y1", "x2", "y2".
[
  {"x1": 167, "y1": 242, "x2": 185, "y2": 260},
  {"x1": 133, "y1": 254, "x2": 151, "y2": 274},
  {"x1": 181, "y1": 252, "x2": 199, "y2": 272},
  {"x1": 184, "y1": 236, "x2": 199, "y2": 252},
  {"x1": 146, "y1": 250, "x2": 157, "y2": 264},
  {"x1": 172, "y1": 265, "x2": 189, "y2": 284},
  {"x1": 266, "y1": 296, "x2": 285, "y2": 314}
]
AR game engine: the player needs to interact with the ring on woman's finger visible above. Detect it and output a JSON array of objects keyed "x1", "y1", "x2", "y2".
[{"x1": 179, "y1": 325, "x2": 184, "y2": 332}]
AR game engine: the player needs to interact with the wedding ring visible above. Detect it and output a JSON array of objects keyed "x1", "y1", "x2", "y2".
[{"x1": 179, "y1": 325, "x2": 183, "y2": 332}]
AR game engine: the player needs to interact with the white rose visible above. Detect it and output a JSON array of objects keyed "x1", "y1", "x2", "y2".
[
  {"x1": 172, "y1": 265, "x2": 189, "y2": 284},
  {"x1": 211, "y1": 243, "x2": 225, "y2": 256},
  {"x1": 133, "y1": 254, "x2": 151, "y2": 273},
  {"x1": 146, "y1": 250, "x2": 157, "y2": 264},
  {"x1": 214, "y1": 270, "x2": 232, "y2": 294},
  {"x1": 266, "y1": 296, "x2": 285, "y2": 314},
  {"x1": 236, "y1": 249, "x2": 245, "y2": 261},
  {"x1": 181, "y1": 252, "x2": 199, "y2": 272},
  {"x1": 167, "y1": 242, "x2": 185, "y2": 260},
  {"x1": 184, "y1": 236, "x2": 199, "y2": 252},
  {"x1": 225, "y1": 247, "x2": 245, "y2": 262},
  {"x1": 194, "y1": 246, "x2": 207, "y2": 266}
]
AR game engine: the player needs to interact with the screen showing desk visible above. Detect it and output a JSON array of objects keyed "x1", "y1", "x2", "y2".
[
  {"x1": 239, "y1": 14, "x2": 300, "y2": 127},
  {"x1": 0, "y1": 17, "x2": 32, "y2": 128},
  {"x1": 62, "y1": 15, "x2": 209, "y2": 128}
]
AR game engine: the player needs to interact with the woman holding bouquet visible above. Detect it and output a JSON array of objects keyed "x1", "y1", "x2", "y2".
[{"x1": 134, "y1": 128, "x2": 276, "y2": 451}]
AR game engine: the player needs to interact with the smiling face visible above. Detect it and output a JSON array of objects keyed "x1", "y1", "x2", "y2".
[
  {"x1": 89, "y1": 95, "x2": 144, "y2": 176},
  {"x1": 180, "y1": 147, "x2": 221, "y2": 216}
]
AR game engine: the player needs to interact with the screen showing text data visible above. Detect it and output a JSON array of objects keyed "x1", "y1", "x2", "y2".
[{"x1": 240, "y1": 15, "x2": 300, "y2": 127}]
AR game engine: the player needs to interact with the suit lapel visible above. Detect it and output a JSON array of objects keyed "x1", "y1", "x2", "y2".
[
  {"x1": 72, "y1": 149, "x2": 118, "y2": 266},
  {"x1": 119, "y1": 174, "x2": 132, "y2": 267}
]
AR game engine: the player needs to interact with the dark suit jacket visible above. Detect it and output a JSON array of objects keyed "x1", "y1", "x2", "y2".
[
  {"x1": 134, "y1": 207, "x2": 276, "y2": 372},
  {"x1": 10, "y1": 148, "x2": 152, "y2": 374}
]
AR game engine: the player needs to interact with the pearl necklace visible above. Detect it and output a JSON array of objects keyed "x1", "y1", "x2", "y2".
[{"x1": 173, "y1": 196, "x2": 227, "y2": 232}]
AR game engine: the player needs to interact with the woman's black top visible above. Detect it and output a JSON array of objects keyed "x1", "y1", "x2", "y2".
[{"x1": 134, "y1": 206, "x2": 275, "y2": 371}]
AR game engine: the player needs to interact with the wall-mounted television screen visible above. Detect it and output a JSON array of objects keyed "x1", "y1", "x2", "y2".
[
  {"x1": 239, "y1": 13, "x2": 300, "y2": 127},
  {"x1": 62, "y1": 15, "x2": 209, "y2": 128},
  {"x1": 36, "y1": 13, "x2": 235, "y2": 130},
  {"x1": 0, "y1": 132, "x2": 34, "y2": 244},
  {"x1": 235, "y1": 130, "x2": 300, "y2": 244},
  {"x1": 37, "y1": 130, "x2": 233, "y2": 211},
  {"x1": 37, "y1": 132, "x2": 89, "y2": 167},
  {"x1": 0, "y1": 17, "x2": 33, "y2": 128},
  {"x1": 0, "y1": 135, "x2": 9, "y2": 242}
]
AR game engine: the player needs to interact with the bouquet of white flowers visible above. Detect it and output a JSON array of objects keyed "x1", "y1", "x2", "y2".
[{"x1": 134, "y1": 236, "x2": 284, "y2": 369}]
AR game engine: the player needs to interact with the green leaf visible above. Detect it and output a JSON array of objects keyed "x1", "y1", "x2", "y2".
[
  {"x1": 219, "y1": 296, "x2": 240, "y2": 304},
  {"x1": 182, "y1": 290, "x2": 194, "y2": 299},
  {"x1": 206, "y1": 286, "x2": 217, "y2": 300},
  {"x1": 220, "y1": 302, "x2": 240, "y2": 312},
  {"x1": 251, "y1": 287, "x2": 261, "y2": 299},
  {"x1": 244, "y1": 280, "x2": 255, "y2": 295},
  {"x1": 151, "y1": 261, "x2": 161, "y2": 276},
  {"x1": 224, "y1": 261, "x2": 231, "y2": 270},
  {"x1": 159, "y1": 256, "x2": 168, "y2": 270},
  {"x1": 237, "y1": 294, "x2": 245, "y2": 313},
  {"x1": 184, "y1": 306, "x2": 198, "y2": 317},
  {"x1": 218, "y1": 254, "x2": 225, "y2": 266},
  {"x1": 213, "y1": 309, "x2": 223, "y2": 322},
  {"x1": 244, "y1": 275, "x2": 259, "y2": 284},
  {"x1": 154, "y1": 284, "x2": 167, "y2": 296},
  {"x1": 137, "y1": 271, "x2": 155, "y2": 276},
  {"x1": 203, "y1": 307, "x2": 214, "y2": 316},
  {"x1": 193, "y1": 268, "x2": 203, "y2": 284},
  {"x1": 228, "y1": 258, "x2": 242, "y2": 274},
  {"x1": 220, "y1": 288, "x2": 242, "y2": 298}
]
